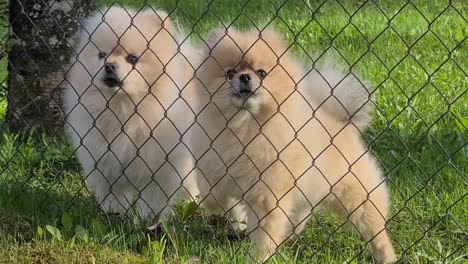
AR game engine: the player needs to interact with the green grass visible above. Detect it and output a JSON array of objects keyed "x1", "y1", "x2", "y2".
[
  {"x1": 0, "y1": 29, "x2": 7, "y2": 121},
  {"x1": 1, "y1": 0, "x2": 467, "y2": 263}
]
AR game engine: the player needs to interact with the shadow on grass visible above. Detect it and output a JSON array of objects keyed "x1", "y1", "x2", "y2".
[{"x1": 0, "y1": 178, "x2": 96, "y2": 240}]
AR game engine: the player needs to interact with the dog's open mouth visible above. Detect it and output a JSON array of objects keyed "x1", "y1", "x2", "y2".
[
  {"x1": 232, "y1": 89, "x2": 256, "y2": 99},
  {"x1": 239, "y1": 89, "x2": 253, "y2": 97},
  {"x1": 103, "y1": 76, "x2": 121, "y2": 88},
  {"x1": 232, "y1": 92, "x2": 256, "y2": 101}
]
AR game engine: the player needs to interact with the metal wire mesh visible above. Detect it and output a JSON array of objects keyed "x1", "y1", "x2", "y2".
[{"x1": 1, "y1": 0, "x2": 466, "y2": 263}]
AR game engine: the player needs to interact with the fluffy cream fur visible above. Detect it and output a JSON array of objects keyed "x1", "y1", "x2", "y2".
[
  {"x1": 64, "y1": 7, "x2": 198, "y2": 220},
  {"x1": 189, "y1": 27, "x2": 396, "y2": 263}
]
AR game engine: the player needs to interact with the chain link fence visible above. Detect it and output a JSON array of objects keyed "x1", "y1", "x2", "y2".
[{"x1": 1, "y1": 0, "x2": 466, "y2": 263}]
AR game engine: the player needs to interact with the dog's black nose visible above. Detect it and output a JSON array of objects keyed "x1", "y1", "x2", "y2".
[
  {"x1": 104, "y1": 63, "x2": 117, "y2": 74},
  {"x1": 239, "y1": 74, "x2": 251, "y2": 85}
]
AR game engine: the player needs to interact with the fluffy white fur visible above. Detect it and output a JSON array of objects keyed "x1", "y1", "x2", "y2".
[
  {"x1": 64, "y1": 7, "x2": 198, "y2": 220},
  {"x1": 306, "y1": 62, "x2": 373, "y2": 129},
  {"x1": 189, "y1": 27, "x2": 397, "y2": 263}
]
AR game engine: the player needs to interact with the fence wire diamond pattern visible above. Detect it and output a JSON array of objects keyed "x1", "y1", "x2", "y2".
[{"x1": 0, "y1": 1, "x2": 466, "y2": 263}]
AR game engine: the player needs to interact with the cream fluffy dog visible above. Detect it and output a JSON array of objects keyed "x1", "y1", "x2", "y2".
[
  {"x1": 64, "y1": 7, "x2": 197, "y2": 220},
  {"x1": 189, "y1": 27, "x2": 397, "y2": 263}
]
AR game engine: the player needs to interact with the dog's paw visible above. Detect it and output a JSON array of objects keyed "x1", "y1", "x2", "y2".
[{"x1": 231, "y1": 221, "x2": 248, "y2": 233}]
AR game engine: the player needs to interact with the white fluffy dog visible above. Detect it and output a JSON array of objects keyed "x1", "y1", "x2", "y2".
[
  {"x1": 189, "y1": 27, "x2": 396, "y2": 263},
  {"x1": 64, "y1": 7, "x2": 198, "y2": 220}
]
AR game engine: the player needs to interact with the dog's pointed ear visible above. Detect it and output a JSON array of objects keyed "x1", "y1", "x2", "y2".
[
  {"x1": 261, "y1": 27, "x2": 284, "y2": 42},
  {"x1": 138, "y1": 9, "x2": 174, "y2": 32},
  {"x1": 206, "y1": 28, "x2": 227, "y2": 47},
  {"x1": 155, "y1": 10, "x2": 174, "y2": 31},
  {"x1": 259, "y1": 26, "x2": 288, "y2": 54}
]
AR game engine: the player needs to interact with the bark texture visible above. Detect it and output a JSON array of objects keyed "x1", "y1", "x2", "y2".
[{"x1": 7, "y1": 0, "x2": 93, "y2": 134}]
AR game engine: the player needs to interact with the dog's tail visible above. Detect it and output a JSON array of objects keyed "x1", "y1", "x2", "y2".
[{"x1": 306, "y1": 62, "x2": 373, "y2": 129}]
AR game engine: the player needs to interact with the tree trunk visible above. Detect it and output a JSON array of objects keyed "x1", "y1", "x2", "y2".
[{"x1": 6, "y1": 0, "x2": 94, "y2": 134}]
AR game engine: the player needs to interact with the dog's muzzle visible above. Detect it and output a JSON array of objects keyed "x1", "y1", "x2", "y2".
[
  {"x1": 102, "y1": 74, "x2": 121, "y2": 88},
  {"x1": 102, "y1": 63, "x2": 121, "y2": 88}
]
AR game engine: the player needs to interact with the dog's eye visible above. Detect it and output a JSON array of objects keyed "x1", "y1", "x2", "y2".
[
  {"x1": 98, "y1": 52, "x2": 106, "y2": 59},
  {"x1": 127, "y1": 54, "x2": 139, "y2": 65},
  {"x1": 256, "y1": 69, "x2": 267, "y2": 79},
  {"x1": 226, "y1": 69, "x2": 237, "y2": 80}
]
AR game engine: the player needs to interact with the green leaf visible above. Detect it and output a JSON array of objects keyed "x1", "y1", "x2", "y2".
[
  {"x1": 45, "y1": 225, "x2": 63, "y2": 241},
  {"x1": 61, "y1": 213, "x2": 73, "y2": 232},
  {"x1": 68, "y1": 236, "x2": 76, "y2": 248},
  {"x1": 75, "y1": 225, "x2": 89, "y2": 243},
  {"x1": 37, "y1": 226, "x2": 44, "y2": 238},
  {"x1": 91, "y1": 218, "x2": 105, "y2": 236},
  {"x1": 451, "y1": 110, "x2": 467, "y2": 133},
  {"x1": 182, "y1": 201, "x2": 197, "y2": 221},
  {"x1": 457, "y1": 116, "x2": 468, "y2": 133}
]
